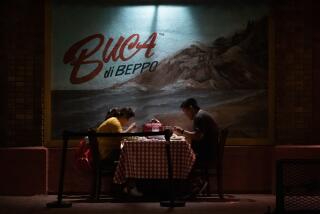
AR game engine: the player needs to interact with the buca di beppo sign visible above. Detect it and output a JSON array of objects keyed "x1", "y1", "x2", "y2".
[{"x1": 63, "y1": 32, "x2": 158, "y2": 84}]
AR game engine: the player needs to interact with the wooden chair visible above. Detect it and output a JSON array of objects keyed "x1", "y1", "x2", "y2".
[
  {"x1": 88, "y1": 130, "x2": 118, "y2": 200},
  {"x1": 202, "y1": 128, "x2": 228, "y2": 199}
]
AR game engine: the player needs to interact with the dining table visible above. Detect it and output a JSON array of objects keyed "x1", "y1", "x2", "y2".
[{"x1": 113, "y1": 136, "x2": 196, "y2": 185}]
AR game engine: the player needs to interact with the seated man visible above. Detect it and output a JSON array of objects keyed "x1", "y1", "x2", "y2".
[{"x1": 174, "y1": 98, "x2": 219, "y2": 196}]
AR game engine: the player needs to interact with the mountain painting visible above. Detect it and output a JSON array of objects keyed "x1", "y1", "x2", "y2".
[{"x1": 51, "y1": 3, "x2": 269, "y2": 140}]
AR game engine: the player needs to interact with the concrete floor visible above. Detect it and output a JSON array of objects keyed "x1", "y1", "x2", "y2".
[{"x1": 0, "y1": 194, "x2": 275, "y2": 214}]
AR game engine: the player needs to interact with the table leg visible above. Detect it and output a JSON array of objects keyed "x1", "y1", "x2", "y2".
[{"x1": 160, "y1": 141, "x2": 185, "y2": 207}]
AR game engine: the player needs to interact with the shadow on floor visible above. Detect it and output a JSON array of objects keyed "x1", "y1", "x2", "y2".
[{"x1": 62, "y1": 194, "x2": 253, "y2": 204}]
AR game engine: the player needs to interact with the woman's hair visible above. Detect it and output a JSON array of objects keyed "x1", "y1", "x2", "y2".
[
  {"x1": 105, "y1": 107, "x2": 135, "y2": 120},
  {"x1": 180, "y1": 98, "x2": 200, "y2": 110},
  {"x1": 119, "y1": 107, "x2": 135, "y2": 119},
  {"x1": 105, "y1": 107, "x2": 120, "y2": 120}
]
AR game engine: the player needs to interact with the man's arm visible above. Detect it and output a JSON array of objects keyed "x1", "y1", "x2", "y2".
[{"x1": 174, "y1": 126, "x2": 203, "y2": 141}]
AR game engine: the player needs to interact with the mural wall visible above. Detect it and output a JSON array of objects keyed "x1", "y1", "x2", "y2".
[{"x1": 51, "y1": 1, "x2": 269, "y2": 139}]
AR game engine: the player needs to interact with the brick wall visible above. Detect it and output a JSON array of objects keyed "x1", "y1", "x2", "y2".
[
  {"x1": 0, "y1": 0, "x2": 44, "y2": 147},
  {"x1": 313, "y1": 2, "x2": 320, "y2": 144},
  {"x1": 273, "y1": 0, "x2": 318, "y2": 144}
]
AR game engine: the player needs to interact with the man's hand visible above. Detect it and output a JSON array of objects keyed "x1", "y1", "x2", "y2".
[{"x1": 173, "y1": 126, "x2": 184, "y2": 135}]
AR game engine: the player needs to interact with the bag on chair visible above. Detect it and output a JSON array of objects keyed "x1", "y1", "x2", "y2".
[{"x1": 74, "y1": 136, "x2": 93, "y2": 172}]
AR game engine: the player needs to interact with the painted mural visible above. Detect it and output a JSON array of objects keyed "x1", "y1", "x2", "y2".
[{"x1": 51, "y1": 1, "x2": 269, "y2": 139}]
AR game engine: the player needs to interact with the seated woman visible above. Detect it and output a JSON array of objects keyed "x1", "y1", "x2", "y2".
[{"x1": 97, "y1": 107, "x2": 142, "y2": 197}]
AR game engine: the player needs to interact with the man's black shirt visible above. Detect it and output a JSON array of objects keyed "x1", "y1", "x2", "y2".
[{"x1": 192, "y1": 109, "x2": 219, "y2": 163}]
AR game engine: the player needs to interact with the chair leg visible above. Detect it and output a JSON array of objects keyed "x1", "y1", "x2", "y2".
[
  {"x1": 206, "y1": 176, "x2": 211, "y2": 196},
  {"x1": 203, "y1": 167, "x2": 210, "y2": 196},
  {"x1": 95, "y1": 170, "x2": 102, "y2": 200},
  {"x1": 217, "y1": 168, "x2": 224, "y2": 199},
  {"x1": 90, "y1": 170, "x2": 98, "y2": 199}
]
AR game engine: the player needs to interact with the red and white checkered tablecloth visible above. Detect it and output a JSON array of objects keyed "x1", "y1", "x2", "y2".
[{"x1": 113, "y1": 139, "x2": 195, "y2": 184}]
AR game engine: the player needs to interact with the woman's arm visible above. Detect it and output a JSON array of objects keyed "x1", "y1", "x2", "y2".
[{"x1": 123, "y1": 122, "x2": 137, "y2": 133}]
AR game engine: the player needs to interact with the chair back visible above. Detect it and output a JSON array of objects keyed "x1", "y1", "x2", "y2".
[{"x1": 87, "y1": 130, "x2": 101, "y2": 169}]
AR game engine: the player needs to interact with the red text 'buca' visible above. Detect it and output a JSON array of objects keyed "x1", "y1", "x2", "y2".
[{"x1": 63, "y1": 32, "x2": 157, "y2": 84}]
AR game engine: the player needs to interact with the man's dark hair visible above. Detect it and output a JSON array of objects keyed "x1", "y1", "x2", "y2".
[{"x1": 180, "y1": 98, "x2": 200, "y2": 110}]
